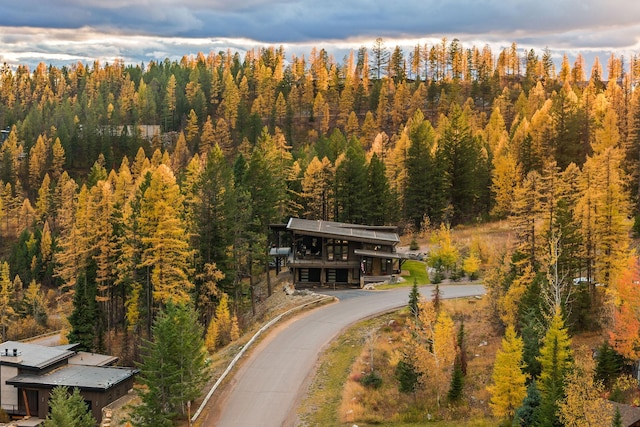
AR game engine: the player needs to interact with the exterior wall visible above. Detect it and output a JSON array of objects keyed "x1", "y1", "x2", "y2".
[
  {"x1": 0, "y1": 365, "x2": 18, "y2": 412},
  {"x1": 36, "y1": 389, "x2": 49, "y2": 419},
  {"x1": 289, "y1": 230, "x2": 399, "y2": 287}
]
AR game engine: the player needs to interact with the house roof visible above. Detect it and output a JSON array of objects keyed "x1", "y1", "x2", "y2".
[
  {"x1": 611, "y1": 402, "x2": 640, "y2": 427},
  {"x1": 68, "y1": 351, "x2": 118, "y2": 367},
  {"x1": 353, "y1": 249, "x2": 402, "y2": 259},
  {"x1": 6, "y1": 365, "x2": 138, "y2": 392},
  {"x1": 269, "y1": 247, "x2": 291, "y2": 257},
  {"x1": 0, "y1": 341, "x2": 74, "y2": 370},
  {"x1": 286, "y1": 218, "x2": 399, "y2": 245}
]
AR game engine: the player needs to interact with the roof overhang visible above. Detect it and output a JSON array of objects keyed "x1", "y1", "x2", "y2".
[
  {"x1": 353, "y1": 249, "x2": 403, "y2": 259},
  {"x1": 287, "y1": 218, "x2": 399, "y2": 245}
]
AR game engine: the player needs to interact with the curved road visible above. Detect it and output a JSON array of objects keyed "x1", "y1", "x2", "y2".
[{"x1": 201, "y1": 284, "x2": 484, "y2": 427}]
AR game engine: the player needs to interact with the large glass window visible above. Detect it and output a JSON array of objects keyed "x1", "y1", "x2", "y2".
[{"x1": 326, "y1": 239, "x2": 349, "y2": 261}]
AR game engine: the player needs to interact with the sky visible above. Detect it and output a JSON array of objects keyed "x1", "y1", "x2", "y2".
[{"x1": 1, "y1": 0, "x2": 640, "y2": 71}]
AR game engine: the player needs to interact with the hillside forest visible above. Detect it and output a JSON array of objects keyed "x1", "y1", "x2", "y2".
[{"x1": 0, "y1": 37, "x2": 640, "y2": 423}]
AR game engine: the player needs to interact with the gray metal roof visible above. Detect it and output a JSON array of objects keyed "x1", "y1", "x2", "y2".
[
  {"x1": 68, "y1": 351, "x2": 118, "y2": 367},
  {"x1": 353, "y1": 249, "x2": 403, "y2": 259},
  {"x1": 286, "y1": 218, "x2": 399, "y2": 244},
  {"x1": 6, "y1": 365, "x2": 137, "y2": 391},
  {"x1": 0, "y1": 341, "x2": 74, "y2": 370},
  {"x1": 269, "y1": 247, "x2": 291, "y2": 256}
]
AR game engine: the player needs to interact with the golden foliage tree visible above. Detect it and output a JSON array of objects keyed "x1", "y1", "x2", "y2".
[
  {"x1": 609, "y1": 256, "x2": 640, "y2": 359},
  {"x1": 139, "y1": 164, "x2": 193, "y2": 305},
  {"x1": 408, "y1": 300, "x2": 456, "y2": 409},
  {"x1": 487, "y1": 325, "x2": 527, "y2": 420},
  {"x1": 558, "y1": 348, "x2": 613, "y2": 427}
]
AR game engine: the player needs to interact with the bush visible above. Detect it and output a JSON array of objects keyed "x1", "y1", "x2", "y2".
[
  {"x1": 431, "y1": 269, "x2": 444, "y2": 284},
  {"x1": 409, "y1": 238, "x2": 419, "y2": 251},
  {"x1": 360, "y1": 371, "x2": 383, "y2": 389},
  {"x1": 0, "y1": 408, "x2": 9, "y2": 423}
]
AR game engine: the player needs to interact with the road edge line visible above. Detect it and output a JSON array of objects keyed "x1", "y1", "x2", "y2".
[{"x1": 191, "y1": 294, "x2": 336, "y2": 423}]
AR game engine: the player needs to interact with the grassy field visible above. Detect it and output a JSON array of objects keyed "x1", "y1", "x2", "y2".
[{"x1": 400, "y1": 259, "x2": 430, "y2": 285}]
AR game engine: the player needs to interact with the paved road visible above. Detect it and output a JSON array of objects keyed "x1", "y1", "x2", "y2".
[{"x1": 201, "y1": 284, "x2": 484, "y2": 427}]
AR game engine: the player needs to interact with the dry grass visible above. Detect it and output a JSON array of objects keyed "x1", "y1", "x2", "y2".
[{"x1": 299, "y1": 297, "x2": 502, "y2": 426}]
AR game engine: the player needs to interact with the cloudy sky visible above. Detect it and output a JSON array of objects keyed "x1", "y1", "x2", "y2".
[{"x1": 1, "y1": 0, "x2": 640, "y2": 70}]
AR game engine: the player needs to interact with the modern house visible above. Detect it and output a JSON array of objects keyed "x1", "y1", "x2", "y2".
[
  {"x1": 0, "y1": 341, "x2": 137, "y2": 425},
  {"x1": 272, "y1": 218, "x2": 404, "y2": 288}
]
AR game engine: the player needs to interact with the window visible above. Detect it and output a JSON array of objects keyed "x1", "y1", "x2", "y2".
[{"x1": 327, "y1": 239, "x2": 348, "y2": 261}]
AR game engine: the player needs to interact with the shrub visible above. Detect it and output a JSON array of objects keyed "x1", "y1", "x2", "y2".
[{"x1": 360, "y1": 371, "x2": 383, "y2": 389}]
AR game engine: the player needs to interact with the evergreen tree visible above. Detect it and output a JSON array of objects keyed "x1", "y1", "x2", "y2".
[
  {"x1": 535, "y1": 306, "x2": 573, "y2": 427},
  {"x1": 595, "y1": 341, "x2": 624, "y2": 389},
  {"x1": 408, "y1": 279, "x2": 420, "y2": 322},
  {"x1": 365, "y1": 152, "x2": 393, "y2": 225},
  {"x1": 520, "y1": 308, "x2": 543, "y2": 379},
  {"x1": 437, "y1": 104, "x2": 489, "y2": 224},
  {"x1": 67, "y1": 274, "x2": 98, "y2": 351},
  {"x1": 130, "y1": 302, "x2": 210, "y2": 426},
  {"x1": 513, "y1": 380, "x2": 541, "y2": 427},
  {"x1": 44, "y1": 386, "x2": 96, "y2": 427},
  {"x1": 612, "y1": 406, "x2": 623, "y2": 427},
  {"x1": 395, "y1": 357, "x2": 421, "y2": 395},
  {"x1": 447, "y1": 363, "x2": 464, "y2": 402},
  {"x1": 404, "y1": 110, "x2": 437, "y2": 227},
  {"x1": 334, "y1": 137, "x2": 368, "y2": 224}
]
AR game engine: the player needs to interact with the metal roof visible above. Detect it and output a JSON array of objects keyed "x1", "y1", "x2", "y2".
[
  {"x1": 353, "y1": 249, "x2": 403, "y2": 259},
  {"x1": 269, "y1": 247, "x2": 291, "y2": 257},
  {"x1": 6, "y1": 365, "x2": 138, "y2": 391},
  {"x1": 286, "y1": 218, "x2": 399, "y2": 244},
  {"x1": 0, "y1": 341, "x2": 74, "y2": 370},
  {"x1": 68, "y1": 352, "x2": 118, "y2": 367}
]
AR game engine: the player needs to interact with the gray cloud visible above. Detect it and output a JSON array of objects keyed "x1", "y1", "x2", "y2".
[{"x1": 0, "y1": 0, "x2": 639, "y2": 69}]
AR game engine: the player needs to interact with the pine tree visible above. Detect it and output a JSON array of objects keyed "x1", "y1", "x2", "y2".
[
  {"x1": 520, "y1": 308, "x2": 543, "y2": 379},
  {"x1": 404, "y1": 109, "x2": 437, "y2": 227},
  {"x1": 131, "y1": 302, "x2": 210, "y2": 426},
  {"x1": 408, "y1": 279, "x2": 420, "y2": 322},
  {"x1": 67, "y1": 274, "x2": 98, "y2": 351},
  {"x1": 595, "y1": 341, "x2": 624, "y2": 389},
  {"x1": 513, "y1": 380, "x2": 541, "y2": 427},
  {"x1": 612, "y1": 406, "x2": 623, "y2": 427},
  {"x1": 395, "y1": 357, "x2": 421, "y2": 395},
  {"x1": 334, "y1": 137, "x2": 368, "y2": 224},
  {"x1": 448, "y1": 363, "x2": 464, "y2": 402},
  {"x1": 535, "y1": 306, "x2": 573, "y2": 427},
  {"x1": 487, "y1": 325, "x2": 528, "y2": 421},
  {"x1": 44, "y1": 386, "x2": 96, "y2": 427},
  {"x1": 365, "y1": 152, "x2": 393, "y2": 225}
]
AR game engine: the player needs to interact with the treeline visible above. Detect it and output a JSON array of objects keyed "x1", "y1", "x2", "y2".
[{"x1": 0, "y1": 38, "x2": 638, "y2": 359}]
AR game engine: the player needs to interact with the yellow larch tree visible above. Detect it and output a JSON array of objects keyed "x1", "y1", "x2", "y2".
[
  {"x1": 199, "y1": 115, "x2": 215, "y2": 156},
  {"x1": 50, "y1": 137, "x2": 65, "y2": 181},
  {"x1": 487, "y1": 325, "x2": 527, "y2": 421},
  {"x1": 558, "y1": 348, "x2": 613, "y2": 427},
  {"x1": 0, "y1": 262, "x2": 15, "y2": 340},
  {"x1": 28, "y1": 134, "x2": 48, "y2": 189},
  {"x1": 302, "y1": 156, "x2": 334, "y2": 220},
  {"x1": 409, "y1": 300, "x2": 456, "y2": 409},
  {"x1": 139, "y1": 164, "x2": 193, "y2": 305},
  {"x1": 35, "y1": 173, "x2": 52, "y2": 225}
]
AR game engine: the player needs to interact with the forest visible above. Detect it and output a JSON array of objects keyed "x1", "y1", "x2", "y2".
[{"x1": 0, "y1": 37, "x2": 640, "y2": 424}]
